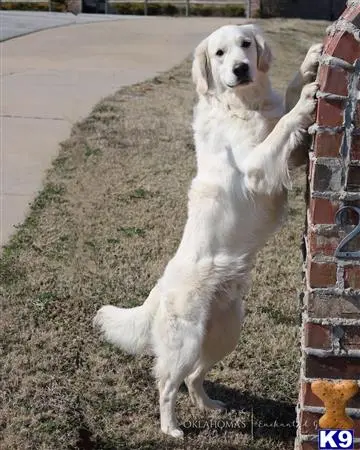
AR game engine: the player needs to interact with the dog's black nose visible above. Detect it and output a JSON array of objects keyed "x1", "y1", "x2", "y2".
[{"x1": 233, "y1": 63, "x2": 249, "y2": 79}]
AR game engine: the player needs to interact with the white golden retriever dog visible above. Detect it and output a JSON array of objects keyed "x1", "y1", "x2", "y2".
[{"x1": 94, "y1": 24, "x2": 322, "y2": 438}]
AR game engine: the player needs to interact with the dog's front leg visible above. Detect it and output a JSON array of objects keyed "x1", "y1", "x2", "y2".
[
  {"x1": 283, "y1": 44, "x2": 322, "y2": 167},
  {"x1": 243, "y1": 81, "x2": 318, "y2": 195},
  {"x1": 285, "y1": 43, "x2": 323, "y2": 113}
]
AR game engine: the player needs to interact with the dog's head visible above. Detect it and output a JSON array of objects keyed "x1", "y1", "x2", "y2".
[{"x1": 192, "y1": 24, "x2": 272, "y2": 96}]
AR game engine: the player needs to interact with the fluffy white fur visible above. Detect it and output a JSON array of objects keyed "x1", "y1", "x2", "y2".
[{"x1": 94, "y1": 24, "x2": 322, "y2": 438}]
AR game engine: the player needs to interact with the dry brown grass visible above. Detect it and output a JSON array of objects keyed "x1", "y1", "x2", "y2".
[{"x1": 1, "y1": 19, "x2": 328, "y2": 450}]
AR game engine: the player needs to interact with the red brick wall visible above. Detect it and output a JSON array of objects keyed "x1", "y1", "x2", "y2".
[{"x1": 296, "y1": 2, "x2": 360, "y2": 449}]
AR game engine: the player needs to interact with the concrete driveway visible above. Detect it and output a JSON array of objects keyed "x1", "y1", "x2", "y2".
[
  {"x1": 1, "y1": 13, "x2": 243, "y2": 246},
  {"x1": 0, "y1": 11, "x2": 148, "y2": 41}
]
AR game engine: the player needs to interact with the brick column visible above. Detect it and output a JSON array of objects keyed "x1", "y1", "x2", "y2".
[
  {"x1": 67, "y1": 0, "x2": 82, "y2": 14},
  {"x1": 296, "y1": 1, "x2": 360, "y2": 449},
  {"x1": 249, "y1": 0, "x2": 261, "y2": 17}
]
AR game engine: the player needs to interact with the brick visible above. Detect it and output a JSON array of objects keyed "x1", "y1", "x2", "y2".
[
  {"x1": 342, "y1": 325, "x2": 360, "y2": 350},
  {"x1": 342, "y1": 6, "x2": 360, "y2": 27},
  {"x1": 317, "y1": 64, "x2": 349, "y2": 97},
  {"x1": 352, "y1": 134, "x2": 360, "y2": 160},
  {"x1": 299, "y1": 443, "x2": 317, "y2": 450},
  {"x1": 325, "y1": 30, "x2": 360, "y2": 64},
  {"x1": 312, "y1": 159, "x2": 342, "y2": 192},
  {"x1": 316, "y1": 97, "x2": 344, "y2": 127},
  {"x1": 300, "y1": 410, "x2": 321, "y2": 435},
  {"x1": 308, "y1": 261, "x2": 337, "y2": 288},
  {"x1": 309, "y1": 197, "x2": 340, "y2": 224},
  {"x1": 301, "y1": 381, "x2": 360, "y2": 409},
  {"x1": 344, "y1": 266, "x2": 360, "y2": 289},
  {"x1": 308, "y1": 228, "x2": 339, "y2": 256},
  {"x1": 300, "y1": 410, "x2": 360, "y2": 435},
  {"x1": 301, "y1": 382, "x2": 324, "y2": 407},
  {"x1": 313, "y1": 131, "x2": 343, "y2": 158},
  {"x1": 347, "y1": 164, "x2": 360, "y2": 191},
  {"x1": 304, "y1": 323, "x2": 331, "y2": 349},
  {"x1": 349, "y1": 203, "x2": 360, "y2": 224},
  {"x1": 305, "y1": 354, "x2": 360, "y2": 378},
  {"x1": 306, "y1": 291, "x2": 360, "y2": 319}
]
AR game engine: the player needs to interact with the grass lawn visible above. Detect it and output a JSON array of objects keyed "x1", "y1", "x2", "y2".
[{"x1": 1, "y1": 19, "x2": 328, "y2": 450}]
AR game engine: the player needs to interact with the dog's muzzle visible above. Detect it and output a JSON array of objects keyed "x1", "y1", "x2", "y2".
[{"x1": 231, "y1": 63, "x2": 251, "y2": 86}]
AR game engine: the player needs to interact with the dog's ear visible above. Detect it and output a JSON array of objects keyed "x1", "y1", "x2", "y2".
[
  {"x1": 192, "y1": 38, "x2": 211, "y2": 95},
  {"x1": 245, "y1": 24, "x2": 272, "y2": 73}
]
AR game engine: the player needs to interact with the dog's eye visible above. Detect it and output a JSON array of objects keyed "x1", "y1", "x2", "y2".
[
  {"x1": 216, "y1": 49, "x2": 224, "y2": 57},
  {"x1": 241, "y1": 40, "x2": 251, "y2": 48}
]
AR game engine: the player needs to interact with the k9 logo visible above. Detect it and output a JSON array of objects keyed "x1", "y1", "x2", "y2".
[{"x1": 318, "y1": 430, "x2": 354, "y2": 449}]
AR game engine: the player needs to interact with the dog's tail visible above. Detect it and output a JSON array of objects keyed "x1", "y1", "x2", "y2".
[{"x1": 93, "y1": 286, "x2": 160, "y2": 355}]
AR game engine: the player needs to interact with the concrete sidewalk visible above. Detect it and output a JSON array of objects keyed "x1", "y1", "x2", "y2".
[{"x1": 1, "y1": 15, "x2": 243, "y2": 246}]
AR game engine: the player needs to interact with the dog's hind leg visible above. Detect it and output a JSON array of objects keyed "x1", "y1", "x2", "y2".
[
  {"x1": 185, "y1": 363, "x2": 226, "y2": 411},
  {"x1": 185, "y1": 294, "x2": 245, "y2": 412},
  {"x1": 153, "y1": 314, "x2": 204, "y2": 438}
]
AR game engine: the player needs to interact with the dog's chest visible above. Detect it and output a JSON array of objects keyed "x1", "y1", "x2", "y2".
[
  {"x1": 195, "y1": 106, "x2": 278, "y2": 159},
  {"x1": 191, "y1": 101, "x2": 286, "y2": 254},
  {"x1": 225, "y1": 110, "x2": 278, "y2": 150}
]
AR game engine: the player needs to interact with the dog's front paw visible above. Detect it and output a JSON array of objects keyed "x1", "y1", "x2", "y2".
[
  {"x1": 300, "y1": 43, "x2": 323, "y2": 82},
  {"x1": 292, "y1": 81, "x2": 319, "y2": 128}
]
